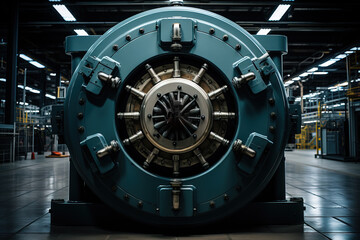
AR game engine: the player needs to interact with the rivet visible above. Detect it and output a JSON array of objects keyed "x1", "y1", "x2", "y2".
[
  {"x1": 112, "y1": 44, "x2": 119, "y2": 51},
  {"x1": 209, "y1": 28, "x2": 215, "y2": 34},
  {"x1": 201, "y1": 115, "x2": 205, "y2": 120},
  {"x1": 223, "y1": 35, "x2": 229, "y2": 41},
  {"x1": 147, "y1": 114, "x2": 152, "y2": 119},
  {"x1": 235, "y1": 44, "x2": 241, "y2": 51},
  {"x1": 192, "y1": 134, "x2": 197, "y2": 139},
  {"x1": 139, "y1": 28, "x2": 145, "y2": 34},
  {"x1": 193, "y1": 94, "x2": 198, "y2": 99},
  {"x1": 78, "y1": 98, "x2": 85, "y2": 105},
  {"x1": 209, "y1": 201, "x2": 215, "y2": 208},
  {"x1": 268, "y1": 98, "x2": 275, "y2": 105},
  {"x1": 270, "y1": 112, "x2": 276, "y2": 119},
  {"x1": 138, "y1": 201, "x2": 143, "y2": 208},
  {"x1": 177, "y1": 85, "x2": 182, "y2": 90},
  {"x1": 224, "y1": 194, "x2": 229, "y2": 201},
  {"x1": 157, "y1": 93, "x2": 162, "y2": 98},
  {"x1": 269, "y1": 126, "x2": 276, "y2": 133},
  {"x1": 77, "y1": 112, "x2": 83, "y2": 119},
  {"x1": 78, "y1": 126, "x2": 84, "y2": 133},
  {"x1": 126, "y1": 35, "x2": 131, "y2": 41},
  {"x1": 173, "y1": 142, "x2": 177, "y2": 146}
]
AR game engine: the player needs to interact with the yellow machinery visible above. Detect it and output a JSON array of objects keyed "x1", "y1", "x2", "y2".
[{"x1": 295, "y1": 124, "x2": 316, "y2": 149}]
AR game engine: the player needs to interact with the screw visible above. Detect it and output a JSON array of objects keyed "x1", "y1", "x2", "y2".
[
  {"x1": 177, "y1": 85, "x2": 182, "y2": 90},
  {"x1": 157, "y1": 93, "x2": 161, "y2": 97},
  {"x1": 139, "y1": 28, "x2": 145, "y2": 34},
  {"x1": 147, "y1": 114, "x2": 152, "y2": 119},
  {"x1": 209, "y1": 28, "x2": 215, "y2": 34},
  {"x1": 78, "y1": 98, "x2": 85, "y2": 105},
  {"x1": 113, "y1": 44, "x2": 119, "y2": 51},
  {"x1": 138, "y1": 201, "x2": 143, "y2": 208},
  {"x1": 78, "y1": 126, "x2": 84, "y2": 133},
  {"x1": 270, "y1": 112, "x2": 276, "y2": 119},
  {"x1": 223, "y1": 35, "x2": 229, "y2": 41},
  {"x1": 193, "y1": 94, "x2": 198, "y2": 99},
  {"x1": 209, "y1": 201, "x2": 215, "y2": 208},
  {"x1": 173, "y1": 142, "x2": 177, "y2": 146},
  {"x1": 77, "y1": 112, "x2": 83, "y2": 119},
  {"x1": 194, "y1": 25, "x2": 198, "y2": 29},
  {"x1": 268, "y1": 98, "x2": 275, "y2": 105},
  {"x1": 126, "y1": 35, "x2": 131, "y2": 41},
  {"x1": 235, "y1": 44, "x2": 241, "y2": 51},
  {"x1": 201, "y1": 115, "x2": 205, "y2": 120},
  {"x1": 192, "y1": 134, "x2": 197, "y2": 139}
]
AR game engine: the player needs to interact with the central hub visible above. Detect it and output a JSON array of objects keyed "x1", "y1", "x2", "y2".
[
  {"x1": 140, "y1": 78, "x2": 213, "y2": 154},
  {"x1": 153, "y1": 91, "x2": 200, "y2": 141}
]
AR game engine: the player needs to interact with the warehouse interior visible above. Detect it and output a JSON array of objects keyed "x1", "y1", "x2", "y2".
[{"x1": 0, "y1": 0, "x2": 360, "y2": 239}]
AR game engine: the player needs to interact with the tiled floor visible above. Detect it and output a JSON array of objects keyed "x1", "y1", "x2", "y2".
[{"x1": 0, "y1": 150, "x2": 359, "y2": 239}]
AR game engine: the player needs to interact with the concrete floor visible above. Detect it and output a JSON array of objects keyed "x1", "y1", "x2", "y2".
[{"x1": 0, "y1": 150, "x2": 359, "y2": 239}]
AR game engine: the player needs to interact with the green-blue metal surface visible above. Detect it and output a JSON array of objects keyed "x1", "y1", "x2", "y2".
[{"x1": 64, "y1": 6, "x2": 290, "y2": 226}]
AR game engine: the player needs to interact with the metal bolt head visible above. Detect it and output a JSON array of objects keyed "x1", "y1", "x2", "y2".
[
  {"x1": 223, "y1": 35, "x2": 229, "y2": 41},
  {"x1": 192, "y1": 134, "x2": 197, "y2": 139},
  {"x1": 201, "y1": 115, "x2": 205, "y2": 120},
  {"x1": 147, "y1": 114, "x2": 152, "y2": 119},
  {"x1": 78, "y1": 98, "x2": 85, "y2": 105},
  {"x1": 177, "y1": 85, "x2": 182, "y2": 90},
  {"x1": 126, "y1": 35, "x2": 131, "y2": 41},
  {"x1": 157, "y1": 93, "x2": 161, "y2": 98},
  {"x1": 270, "y1": 112, "x2": 276, "y2": 119},
  {"x1": 209, "y1": 28, "x2": 215, "y2": 34},
  {"x1": 235, "y1": 44, "x2": 241, "y2": 51},
  {"x1": 173, "y1": 142, "x2": 177, "y2": 146},
  {"x1": 78, "y1": 126, "x2": 84, "y2": 133},
  {"x1": 268, "y1": 98, "x2": 275, "y2": 105},
  {"x1": 77, "y1": 112, "x2": 83, "y2": 119},
  {"x1": 269, "y1": 126, "x2": 276, "y2": 133},
  {"x1": 193, "y1": 94, "x2": 198, "y2": 99},
  {"x1": 138, "y1": 201, "x2": 143, "y2": 208},
  {"x1": 139, "y1": 28, "x2": 145, "y2": 34},
  {"x1": 209, "y1": 201, "x2": 215, "y2": 208},
  {"x1": 112, "y1": 44, "x2": 119, "y2": 51}
]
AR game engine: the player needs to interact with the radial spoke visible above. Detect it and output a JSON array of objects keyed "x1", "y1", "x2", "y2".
[
  {"x1": 178, "y1": 118, "x2": 192, "y2": 136},
  {"x1": 117, "y1": 112, "x2": 140, "y2": 120},
  {"x1": 193, "y1": 148, "x2": 209, "y2": 169},
  {"x1": 180, "y1": 98, "x2": 196, "y2": 115},
  {"x1": 208, "y1": 85, "x2": 228, "y2": 100},
  {"x1": 173, "y1": 56, "x2": 181, "y2": 78},
  {"x1": 153, "y1": 107, "x2": 162, "y2": 114},
  {"x1": 154, "y1": 120, "x2": 167, "y2": 129},
  {"x1": 143, "y1": 148, "x2": 159, "y2": 169},
  {"x1": 208, "y1": 131, "x2": 229, "y2": 146},
  {"x1": 123, "y1": 131, "x2": 144, "y2": 145},
  {"x1": 181, "y1": 95, "x2": 189, "y2": 106},
  {"x1": 213, "y1": 111, "x2": 236, "y2": 120},
  {"x1": 126, "y1": 85, "x2": 146, "y2": 100},
  {"x1": 152, "y1": 115, "x2": 166, "y2": 120},
  {"x1": 145, "y1": 64, "x2": 161, "y2": 84},
  {"x1": 180, "y1": 117, "x2": 198, "y2": 131},
  {"x1": 192, "y1": 63, "x2": 208, "y2": 84},
  {"x1": 188, "y1": 108, "x2": 200, "y2": 115}
]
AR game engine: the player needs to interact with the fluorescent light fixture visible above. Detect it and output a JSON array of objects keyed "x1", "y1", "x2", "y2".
[
  {"x1": 18, "y1": 85, "x2": 24, "y2": 89},
  {"x1": 307, "y1": 67, "x2": 318, "y2": 72},
  {"x1": 350, "y1": 47, "x2": 360, "y2": 51},
  {"x1": 74, "y1": 29, "x2": 88, "y2": 36},
  {"x1": 269, "y1": 4, "x2": 291, "y2": 21},
  {"x1": 29, "y1": 61, "x2": 45, "y2": 69},
  {"x1": 335, "y1": 54, "x2": 347, "y2": 59},
  {"x1": 53, "y1": 4, "x2": 76, "y2": 21},
  {"x1": 292, "y1": 77, "x2": 301, "y2": 81},
  {"x1": 0, "y1": 78, "x2": 6, "y2": 82},
  {"x1": 313, "y1": 72, "x2": 328, "y2": 75},
  {"x1": 256, "y1": 28, "x2": 271, "y2": 35},
  {"x1": 338, "y1": 82, "x2": 348, "y2": 87},
  {"x1": 299, "y1": 72, "x2": 310, "y2": 77},
  {"x1": 284, "y1": 80, "x2": 294, "y2": 86},
  {"x1": 318, "y1": 58, "x2": 340, "y2": 67},
  {"x1": 45, "y1": 93, "x2": 56, "y2": 99},
  {"x1": 50, "y1": 73, "x2": 57, "y2": 76},
  {"x1": 49, "y1": 0, "x2": 61, "y2": 2},
  {"x1": 19, "y1": 54, "x2": 33, "y2": 61},
  {"x1": 345, "y1": 51, "x2": 354, "y2": 54},
  {"x1": 29, "y1": 88, "x2": 41, "y2": 94}
]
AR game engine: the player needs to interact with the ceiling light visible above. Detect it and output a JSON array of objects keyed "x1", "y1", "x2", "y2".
[
  {"x1": 256, "y1": 28, "x2": 271, "y2": 35},
  {"x1": 335, "y1": 54, "x2": 347, "y2": 59},
  {"x1": 318, "y1": 59, "x2": 340, "y2": 67},
  {"x1": 29, "y1": 61, "x2": 46, "y2": 69},
  {"x1": 45, "y1": 93, "x2": 56, "y2": 99},
  {"x1": 19, "y1": 54, "x2": 33, "y2": 61},
  {"x1": 74, "y1": 29, "x2": 89, "y2": 36},
  {"x1": 269, "y1": 4, "x2": 291, "y2": 21},
  {"x1": 0, "y1": 78, "x2": 6, "y2": 82},
  {"x1": 345, "y1": 51, "x2": 354, "y2": 54},
  {"x1": 50, "y1": 73, "x2": 57, "y2": 76},
  {"x1": 292, "y1": 77, "x2": 301, "y2": 81},
  {"x1": 313, "y1": 72, "x2": 328, "y2": 75},
  {"x1": 307, "y1": 67, "x2": 318, "y2": 72},
  {"x1": 53, "y1": 4, "x2": 76, "y2": 22},
  {"x1": 299, "y1": 72, "x2": 309, "y2": 77}
]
